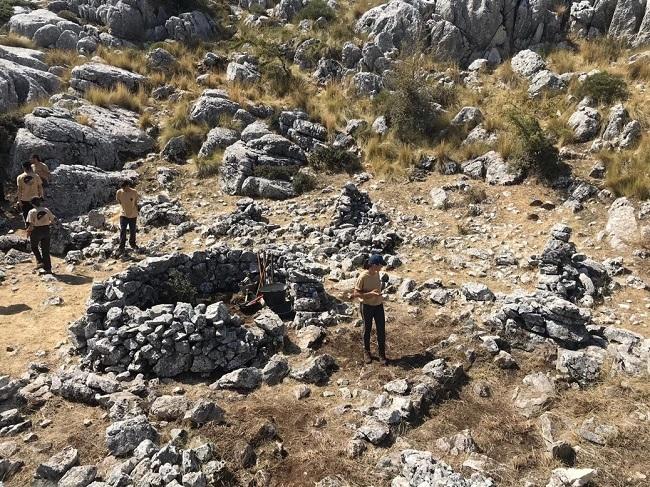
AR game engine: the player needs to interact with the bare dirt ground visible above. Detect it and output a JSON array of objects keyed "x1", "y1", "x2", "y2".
[{"x1": 1, "y1": 159, "x2": 649, "y2": 486}]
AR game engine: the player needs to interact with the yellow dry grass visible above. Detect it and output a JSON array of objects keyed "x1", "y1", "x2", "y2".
[
  {"x1": 0, "y1": 32, "x2": 36, "y2": 48},
  {"x1": 84, "y1": 84, "x2": 149, "y2": 113}
]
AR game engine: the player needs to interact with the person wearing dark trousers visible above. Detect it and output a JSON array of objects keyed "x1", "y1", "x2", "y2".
[
  {"x1": 116, "y1": 180, "x2": 139, "y2": 253},
  {"x1": 353, "y1": 254, "x2": 388, "y2": 365},
  {"x1": 16, "y1": 160, "x2": 43, "y2": 225},
  {"x1": 26, "y1": 197, "x2": 56, "y2": 275}
]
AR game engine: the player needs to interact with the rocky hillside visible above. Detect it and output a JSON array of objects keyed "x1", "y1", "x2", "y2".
[{"x1": 0, "y1": 0, "x2": 649, "y2": 486}]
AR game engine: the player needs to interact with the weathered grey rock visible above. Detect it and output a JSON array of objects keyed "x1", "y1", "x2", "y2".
[
  {"x1": 494, "y1": 350, "x2": 518, "y2": 369},
  {"x1": 164, "y1": 11, "x2": 222, "y2": 43},
  {"x1": 556, "y1": 347, "x2": 606, "y2": 386},
  {"x1": 70, "y1": 63, "x2": 146, "y2": 93},
  {"x1": 189, "y1": 89, "x2": 242, "y2": 126},
  {"x1": 352, "y1": 72, "x2": 383, "y2": 97},
  {"x1": 43, "y1": 165, "x2": 137, "y2": 218},
  {"x1": 289, "y1": 354, "x2": 337, "y2": 384},
  {"x1": 605, "y1": 197, "x2": 640, "y2": 250},
  {"x1": 528, "y1": 70, "x2": 567, "y2": 98},
  {"x1": 11, "y1": 104, "x2": 153, "y2": 177},
  {"x1": 198, "y1": 127, "x2": 240, "y2": 158},
  {"x1": 342, "y1": 42, "x2": 363, "y2": 68},
  {"x1": 58, "y1": 465, "x2": 97, "y2": 487},
  {"x1": 150, "y1": 395, "x2": 190, "y2": 421},
  {"x1": 296, "y1": 325, "x2": 326, "y2": 349},
  {"x1": 355, "y1": 1, "x2": 424, "y2": 49},
  {"x1": 147, "y1": 48, "x2": 177, "y2": 71},
  {"x1": 436, "y1": 429, "x2": 479, "y2": 455},
  {"x1": 56, "y1": 30, "x2": 80, "y2": 50},
  {"x1": 461, "y1": 283, "x2": 495, "y2": 302},
  {"x1": 33, "y1": 24, "x2": 63, "y2": 47},
  {"x1": 262, "y1": 354, "x2": 290, "y2": 385},
  {"x1": 578, "y1": 417, "x2": 618, "y2": 445},
  {"x1": 511, "y1": 49, "x2": 546, "y2": 79},
  {"x1": 513, "y1": 372, "x2": 555, "y2": 418},
  {"x1": 568, "y1": 107, "x2": 601, "y2": 142},
  {"x1": 546, "y1": 467, "x2": 597, "y2": 487},
  {"x1": 8, "y1": 9, "x2": 66, "y2": 38},
  {"x1": 451, "y1": 106, "x2": 483, "y2": 129},
  {"x1": 429, "y1": 187, "x2": 448, "y2": 210},
  {"x1": 105, "y1": 415, "x2": 158, "y2": 457},
  {"x1": 313, "y1": 58, "x2": 343, "y2": 84},
  {"x1": 184, "y1": 399, "x2": 225, "y2": 426},
  {"x1": 357, "y1": 417, "x2": 391, "y2": 445},
  {"x1": 35, "y1": 446, "x2": 79, "y2": 481},
  {"x1": 161, "y1": 135, "x2": 189, "y2": 164},
  {"x1": 212, "y1": 367, "x2": 263, "y2": 391},
  {"x1": 0, "y1": 46, "x2": 60, "y2": 112},
  {"x1": 226, "y1": 61, "x2": 261, "y2": 84}
]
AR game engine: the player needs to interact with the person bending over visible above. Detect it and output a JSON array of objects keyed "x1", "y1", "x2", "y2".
[{"x1": 26, "y1": 197, "x2": 56, "y2": 275}]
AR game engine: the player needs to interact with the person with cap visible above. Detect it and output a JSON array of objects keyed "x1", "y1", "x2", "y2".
[
  {"x1": 16, "y1": 160, "x2": 44, "y2": 225},
  {"x1": 31, "y1": 155, "x2": 51, "y2": 188},
  {"x1": 116, "y1": 180, "x2": 140, "y2": 254},
  {"x1": 25, "y1": 196, "x2": 56, "y2": 274},
  {"x1": 353, "y1": 254, "x2": 388, "y2": 365}
]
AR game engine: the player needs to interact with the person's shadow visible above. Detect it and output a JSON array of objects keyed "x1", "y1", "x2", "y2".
[
  {"x1": 53, "y1": 274, "x2": 93, "y2": 286},
  {"x1": 0, "y1": 303, "x2": 31, "y2": 315},
  {"x1": 390, "y1": 351, "x2": 435, "y2": 371}
]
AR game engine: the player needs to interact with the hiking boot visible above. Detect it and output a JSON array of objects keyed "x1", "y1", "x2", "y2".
[
  {"x1": 379, "y1": 355, "x2": 389, "y2": 366},
  {"x1": 363, "y1": 350, "x2": 372, "y2": 364}
]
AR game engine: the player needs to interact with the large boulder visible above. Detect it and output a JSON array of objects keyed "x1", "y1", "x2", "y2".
[
  {"x1": 189, "y1": 89, "x2": 242, "y2": 127},
  {"x1": 219, "y1": 134, "x2": 306, "y2": 199},
  {"x1": 355, "y1": 0, "x2": 425, "y2": 48},
  {"x1": 70, "y1": 63, "x2": 147, "y2": 92},
  {"x1": 0, "y1": 46, "x2": 60, "y2": 112},
  {"x1": 11, "y1": 104, "x2": 154, "y2": 177},
  {"x1": 8, "y1": 9, "x2": 66, "y2": 38},
  {"x1": 604, "y1": 197, "x2": 641, "y2": 250},
  {"x1": 105, "y1": 415, "x2": 158, "y2": 457},
  {"x1": 44, "y1": 165, "x2": 138, "y2": 218},
  {"x1": 568, "y1": 106, "x2": 601, "y2": 142}
]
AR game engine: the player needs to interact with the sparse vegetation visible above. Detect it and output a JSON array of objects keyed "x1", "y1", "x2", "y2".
[
  {"x1": 195, "y1": 151, "x2": 223, "y2": 178},
  {"x1": 165, "y1": 269, "x2": 198, "y2": 304},
  {"x1": 84, "y1": 84, "x2": 149, "y2": 113},
  {"x1": 308, "y1": 146, "x2": 361, "y2": 174},
  {"x1": 75, "y1": 114, "x2": 94, "y2": 126},
  {"x1": 602, "y1": 137, "x2": 650, "y2": 200},
  {"x1": 0, "y1": 32, "x2": 36, "y2": 48},
  {"x1": 575, "y1": 71, "x2": 629, "y2": 104},
  {"x1": 96, "y1": 47, "x2": 148, "y2": 75},
  {"x1": 44, "y1": 49, "x2": 85, "y2": 68},
  {"x1": 464, "y1": 187, "x2": 488, "y2": 205},
  {"x1": 292, "y1": 170, "x2": 318, "y2": 194},
  {"x1": 253, "y1": 165, "x2": 296, "y2": 182},
  {"x1": 627, "y1": 58, "x2": 650, "y2": 81},
  {"x1": 506, "y1": 109, "x2": 562, "y2": 182},
  {"x1": 378, "y1": 58, "x2": 456, "y2": 143},
  {"x1": 297, "y1": 0, "x2": 336, "y2": 21}
]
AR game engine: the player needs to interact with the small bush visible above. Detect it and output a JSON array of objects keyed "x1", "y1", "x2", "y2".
[
  {"x1": 166, "y1": 269, "x2": 197, "y2": 304},
  {"x1": 0, "y1": 112, "x2": 23, "y2": 169},
  {"x1": 506, "y1": 109, "x2": 562, "y2": 182},
  {"x1": 298, "y1": 0, "x2": 336, "y2": 21},
  {"x1": 308, "y1": 146, "x2": 361, "y2": 174},
  {"x1": 293, "y1": 171, "x2": 317, "y2": 194},
  {"x1": 575, "y1": 71, "x2": 628, "y2": 104},
  {"x1": 84, "y1": 84, "x2": 148, "y2": 112},
  {"x1": 464, "y1": 187, "x2": 488, "y2": 204},
  {"x1": 0, "y1": 0, "x2": 14, "y2": 24},
  {"x1": 253, "y1": 165, "x2": 296, "y2": 182},
  {"x1": 195, "y1": 151, "x2": 222, "y2": 178},
  {"x1": 379, "y1": 60, "x2": 456, "y2": 142}
]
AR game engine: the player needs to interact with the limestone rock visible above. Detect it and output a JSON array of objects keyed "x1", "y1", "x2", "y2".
[{"x1": 105, "y1": 415, "x2": 158, "y2": 457}]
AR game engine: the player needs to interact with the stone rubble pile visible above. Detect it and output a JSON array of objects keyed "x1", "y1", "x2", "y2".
[
  {"x1": 68, "y1": 246, "x2": 336, "y2": 376},
  {"x1": 324, "y1": 183, "x2": 402, "y2": 259},
  {"x1": 381, "y1": 449, "x2": 494, "y2": 487},
  {"x1": 278, "y1": 110, "x2": 329, "y2": 152},
  {"x1": 139, "y1": 195, "x2": 189, "y2": 227},
  {"x1": 353, "y1": 359, "x2": 464, "y2": 447},
  {"x1": 204, "y1": 198, "x2": 271, "y2": 238},
  {"x1": 534, "y1": 224, "x2": 611, "y2": 306}
]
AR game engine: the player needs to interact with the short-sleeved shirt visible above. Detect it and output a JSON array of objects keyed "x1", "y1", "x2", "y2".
[
  {"x1": 355, "y1": 270, "x2": 383, "y2": 306},
  {"x1": 116, "y1": 187, "x2": 139, "y2": 218},
  {"x1": 16, "y1": 172, "x2": 43, "y2": 202},
  {"x1": 27, "y1": 207, "x2": 55, "y2": 227},
  {"x1": 32, "y1": 160, "x2": 50, "y2": 182}
]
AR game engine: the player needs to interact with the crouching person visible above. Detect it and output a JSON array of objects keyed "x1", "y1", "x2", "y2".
[{"x1": 26, "y1": 197, "x2": 56, "y2": 275}]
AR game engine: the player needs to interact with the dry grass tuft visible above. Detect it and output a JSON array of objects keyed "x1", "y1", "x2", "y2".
[
  {"x1": 601, "y1": 135, "x2": 650, "y2": 200},
  {"x1": 195, "y1": 150, "x2": 223, "y2": 178},
  {"x1": 96, "y1": 46, "x2": 148, "y2": 75},
  {"x1": 44, "y1": 49, "x2": 84, "y2": 68},
  {"x1": 84, "y1": 84, "x2": 148, "y2": 113},
  {"x1": 0, "y1": 32, "x2": 36, "y2": 49},
  {"x1": 74, "y1": 113, "x2": 94, "y2": 126}
]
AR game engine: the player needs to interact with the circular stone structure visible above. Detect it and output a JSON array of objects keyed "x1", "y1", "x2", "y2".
[{"x1": 68, "y1": 245, "x2": 330, "y2": 377}]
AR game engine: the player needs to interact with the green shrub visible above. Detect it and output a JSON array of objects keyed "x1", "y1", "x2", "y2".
[
  {"x1": 195, "y1": 151, "x2": 222, "y2": 178},
  {"x1": 308, "y1": 146, "x2": 362, "y2": 174},
  {"x1": 253, "y1": 165, "x2": 296, "y2": 181},
  {"x1": 575, "y1": 71, "x2": 629, "y2": 104},
  {"x1": 378, "y1": 62, "x2": 456, "y2": 142},
  {"x1": 464, "y1": 187, "x2": 488, "y2": 204},
  {"x1": 0, "y1": 112, "x2": 23, "y2": 174},
  {"x1": 293, "y1": 171, "x2": 317, "y2": 194},
  {"x1": 297, "y1": 0, "x2": 336, "y2": 21},
  {"x1": 0, "y1": 1, "x2": 13, "y2": 24},
  {"x1": 507, "y1": 110, "x2": 562, "y2": 182},
  {"x1": 166, "y1": 270, "x2": 198, "y2": 304}
]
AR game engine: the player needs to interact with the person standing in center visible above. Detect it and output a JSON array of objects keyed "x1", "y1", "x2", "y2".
[
  {"x1": 116, "y1": 180, "x2": 139, "y2": 253},
  {"x1": 16, "y1": 160, "x2": 43, "y2": 225},
  {"x1": 353, "y1": 254, "x2": 388, "y2": 365}
]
